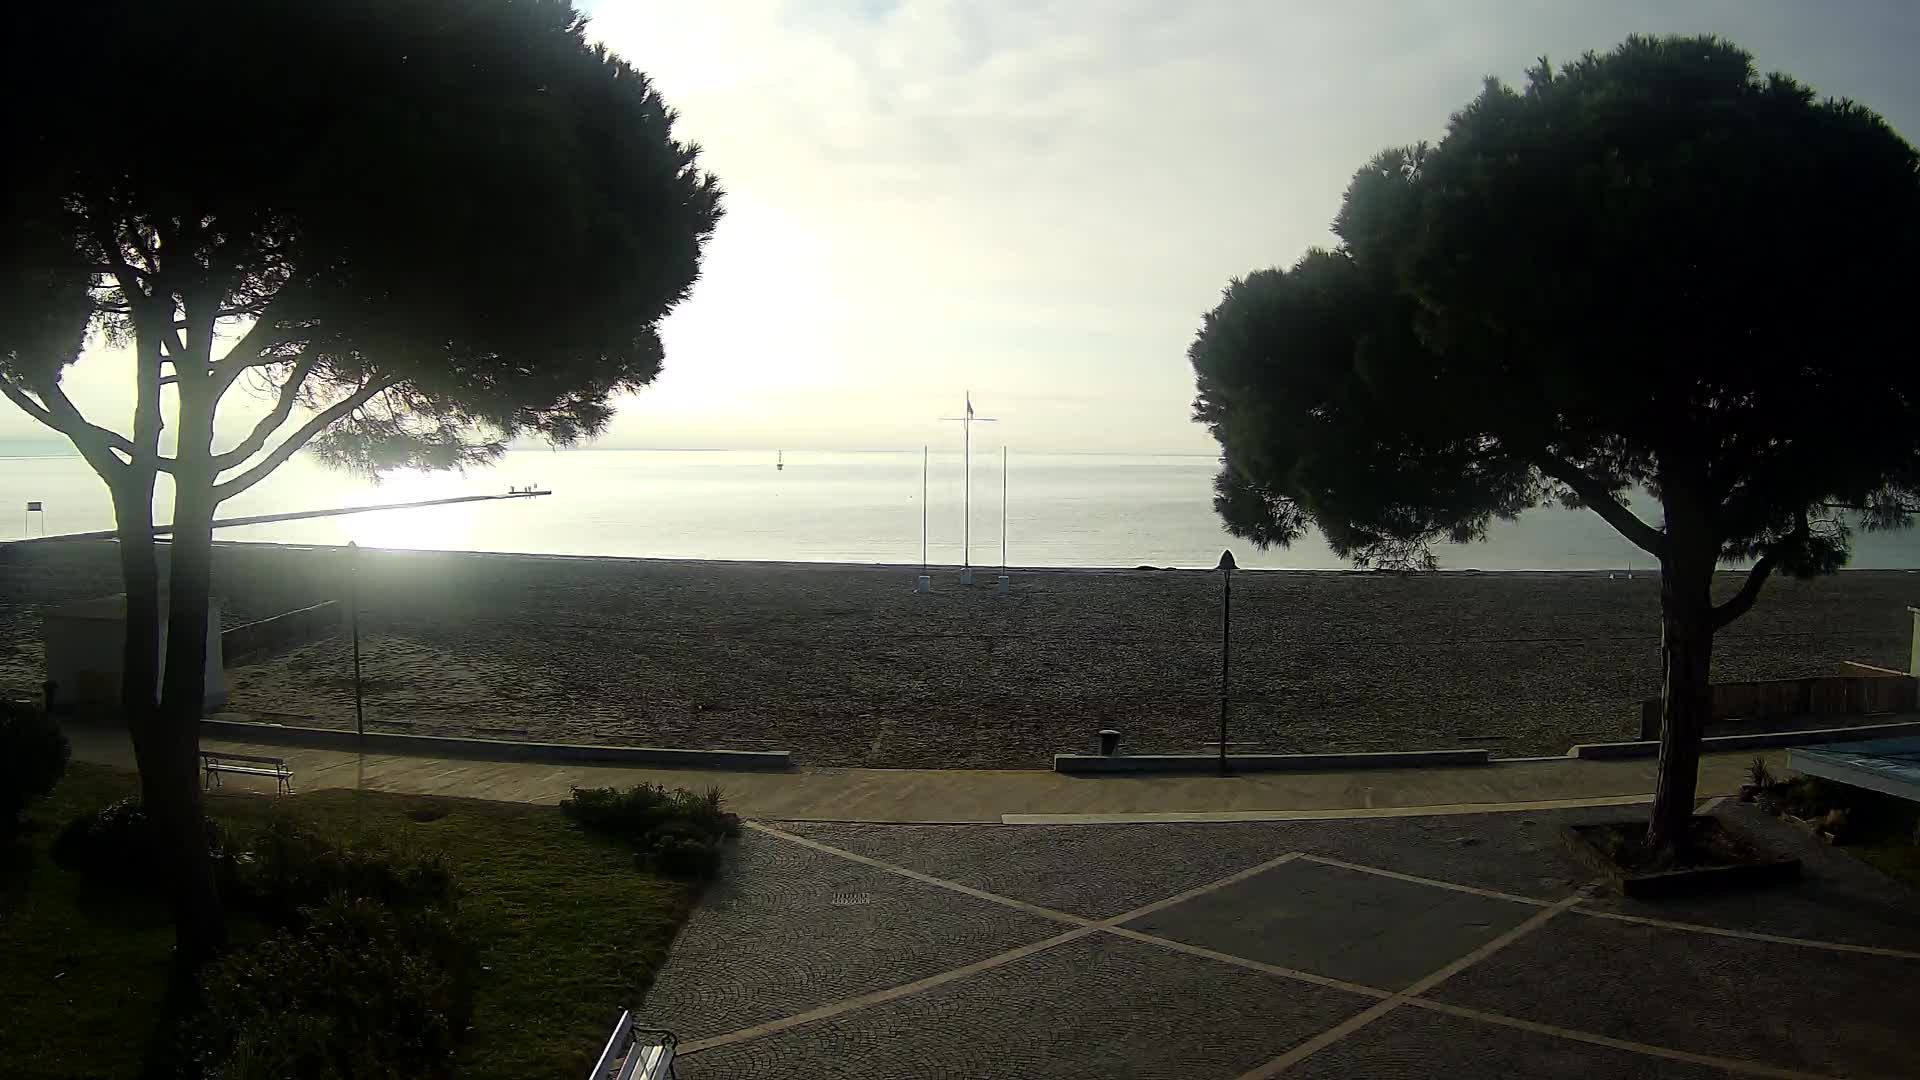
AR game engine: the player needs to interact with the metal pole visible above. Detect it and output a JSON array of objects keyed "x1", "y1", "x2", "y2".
[
  {"x1": 349, "y1": 541, "x2": 363, "y2": 739},
  {"x1": 1001, "y1": 446, "x2": 1008, "y2": 567},
  {"x1": 1219, "y1": 567, "x2": 1230, "y2": 776},
  {"x1": 922, "y1": 445, "x2": 928, "y2": 568},
  {"x1": 1217, "y1": 549, "x2": 1236, "y2": 776},
  {"x1": 963, "y1": 416, "x2": 970, "y2": 569}
]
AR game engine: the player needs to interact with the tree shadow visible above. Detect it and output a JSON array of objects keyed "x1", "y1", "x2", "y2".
[
  {"x1": 137, "y1": 957, "x2": 206, "y2": 1080},
  {"x1": 68, "y1": 875, "x2": 174, "y2": 931},
  {"x1": 0, "y1": 839, "x2": 35, "y2": 914}
]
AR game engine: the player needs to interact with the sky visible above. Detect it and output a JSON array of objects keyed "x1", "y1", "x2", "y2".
[{"x1": 8, "y1": 0, "x2": 1920, "y2": 456}]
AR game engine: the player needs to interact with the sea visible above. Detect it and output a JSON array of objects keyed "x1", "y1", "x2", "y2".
[{"x1": 6, "y1": 447, "x2": 1920, "y2": 571}]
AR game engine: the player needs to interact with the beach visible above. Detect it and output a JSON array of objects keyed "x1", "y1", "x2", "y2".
[{"x1": 3, "y1": 540, "x2": 1915, "y2": 767}]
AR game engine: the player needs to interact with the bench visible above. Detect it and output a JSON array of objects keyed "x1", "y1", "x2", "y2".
[
  {"x1": 588, "y1": 1010, "x2": 676, "y2": 1080},
  {"x1": 200, "y1": 750, "x2": 292, "y2": 795}
]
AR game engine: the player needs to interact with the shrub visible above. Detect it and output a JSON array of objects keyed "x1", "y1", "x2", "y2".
[
  {"x1": 560, "y1": 784, "x2": 739, "y2": 878},
  {"x1": 229, "y1": 816, "x2": 454, "y2": 927},
  {"x1": 51, "y1": 797, "x2": 230, "y2": 883},
  {"x1": 193, "y1": 894, "x2": 474, "y2": 1080},
  {"x1": 649, "y1": 833, "x2": 723, "y2": 879},
  {"x1": 0, "y1": 699, "x2": 69, "y2": 835}
]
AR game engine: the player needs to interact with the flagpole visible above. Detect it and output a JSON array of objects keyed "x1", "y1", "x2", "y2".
[
  {"x1": 922, "y1": 444, "x2": 928, "y2": 568},
  {"x1": 940, "y1": 393, "x2": 995, "y2": 579},
  {"x1": 1001, "y1": 445, "x2": 1008, "y2": 568}
]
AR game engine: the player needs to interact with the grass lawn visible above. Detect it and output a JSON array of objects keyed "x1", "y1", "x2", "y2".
[{"x1": 0, "y1": 763, "x2": 694, "y2": 1080}]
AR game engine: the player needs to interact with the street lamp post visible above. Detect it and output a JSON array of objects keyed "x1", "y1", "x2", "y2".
[{"x1": 1217, "y1": 549, "x2": 1236, "y2": 776}]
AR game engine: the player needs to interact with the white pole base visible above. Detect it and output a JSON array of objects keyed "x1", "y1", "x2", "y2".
[
  {"x1": 959, "y1": 568, "x2": 974, "y2": 585},
  {"x1": 996, "y1": 574, "x2": 1010, "y2": 595},
  {"x1": 914, "y1": 574, "x2": 931, "y2": 594}
]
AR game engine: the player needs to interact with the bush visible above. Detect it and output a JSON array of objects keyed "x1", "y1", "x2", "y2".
[
  {"x1": 560, "y1": 784, "x2": 739, "y2": 878},
  {"x1": 0, "y1": 699, "x2": 69, "y2": 835},
  {"x1": 51, "y1": 797, "x2": 230, "y2": 883},
  {"x1": 650, "y1": 832, "x2": 723, "y2": 878},
  {"x1": 229, "y1": 816, "x2": 455, "y2": 927},
  {"x1": 193, "y1": 894, "x2": 474, "y2": 1080}
]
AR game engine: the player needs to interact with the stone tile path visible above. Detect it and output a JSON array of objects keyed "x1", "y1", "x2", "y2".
[
  {"x1": 643, "y1": 804, "x2": 1920, "y2": 1079},
  {"x1": 61, "y1": 720, "x2": 1780, "y2": 824}
]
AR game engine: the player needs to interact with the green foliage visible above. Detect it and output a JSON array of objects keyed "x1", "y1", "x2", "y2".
[
  {"x1": 0, "y1": 699, "x2": 68, "y2": 834},
  {"x1": 1192, "y1": 34, "x2": 1920, "y2": 576},
  {"x1": 192, "y1": 894, "x2": 475, "y2": 1080},
  {"x1": 1747, "y1": 756, "x2": 1776, "y2": 789},
  {"x1": 50, "y1": 797, "x2": 228, "y2": 883},
  {"x1": 1, "y1": 0, "x2": 724, "y2": 477},
  {"x1": 193, "y1": 823, "x2": 473, "y2": 1078},
  {"x1": 227, "y1": 816, "x2": 457, "y2": 928},
  {"x1": 5, "y1": 764, "x2": 693, "y2": 1080},
  {"x1": 560, "y1": 784, "x2": 739, "y2": 878}
]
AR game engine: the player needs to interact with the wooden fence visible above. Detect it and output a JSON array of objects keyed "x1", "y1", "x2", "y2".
[{"x1": 1637, "y1": 673, "x2": 1920, "y2": 740}]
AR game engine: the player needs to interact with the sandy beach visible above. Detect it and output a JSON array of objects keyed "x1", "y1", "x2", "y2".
[{"x1": 3, "y1": 540, "x2": 1915, "y2": 767}]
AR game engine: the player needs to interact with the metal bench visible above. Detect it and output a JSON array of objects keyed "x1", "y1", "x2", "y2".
[
  {"x1": 200, "y1": 750, "x2": 293, "y2": 795},
  {"x1": 588, "y1": 1010, "x2": 676, "y2": 1080}
]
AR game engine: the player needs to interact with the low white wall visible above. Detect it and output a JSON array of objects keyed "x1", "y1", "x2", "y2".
[{"x1": 43, "y1": 593, "x2": 226, "y2": 711}]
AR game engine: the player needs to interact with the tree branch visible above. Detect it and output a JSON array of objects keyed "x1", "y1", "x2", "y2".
[
  {"x1": 1533, "y1": 454, "x2": 1667, "y2": 557},
  {"x1": 1711, "y1": 511, "x2": 1813, "y2": 632},
  {"x1": 90, "y1": 219, "x2": 190, "y2": 361},
  {"x1": 211, "y1": 310, "x2": 306, "y2": 396},
  {"x1": 211, "y1": 353, "x2": 318, "y2": 471},
  {"x1": 0, "y1": 374, "x2": 174, "y2": 481},
  {"x1": 0, "y1": 374, "x2": 161, "y2": 467},
  {"x1": 1712, "y1": 551, "x2": 1776, "y2": 632},
  {"x1": 213, "y1": 376, "x2": 397, "y2": 503}
]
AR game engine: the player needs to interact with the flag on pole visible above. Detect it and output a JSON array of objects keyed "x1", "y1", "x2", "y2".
[
  {"x1": 26, "y1": 501, "x2": 42, "y2": 512},
  {"x1": 965, "y1": 391, "x2": 973, "y2": 419}
]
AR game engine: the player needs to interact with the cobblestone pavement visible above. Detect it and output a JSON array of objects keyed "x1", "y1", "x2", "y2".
[{"x1": 641, "y1": 803, "x2": 1920, "y2": 1079}]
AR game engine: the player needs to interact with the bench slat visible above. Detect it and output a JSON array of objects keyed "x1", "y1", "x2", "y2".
[
  {"x1": 615, "y1": 1043, "x2": 670, "y2": 1080},
  {"x1": 201, "y1": 751, "x2": 288, "y2": 766},
  {"x1": 206, "y1": 764, "x2": 287, "y2": 778},
  {"x1": 589, "y1": 1011, "x2": 633, "y2": 1079}
]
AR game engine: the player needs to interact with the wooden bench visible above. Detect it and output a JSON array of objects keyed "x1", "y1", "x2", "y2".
[
  {"x1": 588, "y1": 1010, "x2": 676, "y2": 1080},
  {"x1": 200, "y1": 750, "x2": 292, "y2": 795}
]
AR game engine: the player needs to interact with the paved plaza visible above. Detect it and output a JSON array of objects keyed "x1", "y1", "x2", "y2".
[{"x1": 643, "y1": 804, "x2": 1920, "y2": 1079}]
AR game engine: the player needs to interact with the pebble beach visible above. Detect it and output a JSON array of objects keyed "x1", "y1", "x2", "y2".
[{"x1": 2, "y1": 540, "x2": 1914, "y2": 768}]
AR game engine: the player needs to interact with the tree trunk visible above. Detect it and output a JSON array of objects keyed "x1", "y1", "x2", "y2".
[
  {"x1": 111, "y1": 476, "x2": 160, "y2": 721},
  {"x1": 155, "y1": 324, "x2": 228, "y2": 962},
  {"x1": 1647, "y1": 537, "x2": 1716, "y2": 854},
  {"x1": 155, "y1": 478, "x2": 227, "y2": 960}
]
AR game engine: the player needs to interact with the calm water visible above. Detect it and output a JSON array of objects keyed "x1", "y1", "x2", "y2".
[{"x1": 5, "y1": 448, "x2": 1919, "y2": 570}]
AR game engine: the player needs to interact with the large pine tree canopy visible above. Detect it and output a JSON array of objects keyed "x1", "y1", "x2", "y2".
[
  {"x1": 1, "y1": 0, "x2": 723, "y2": 485},
  {"x1": 1192, "y1": 35, "x2": 1920, "y2": 576}
]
